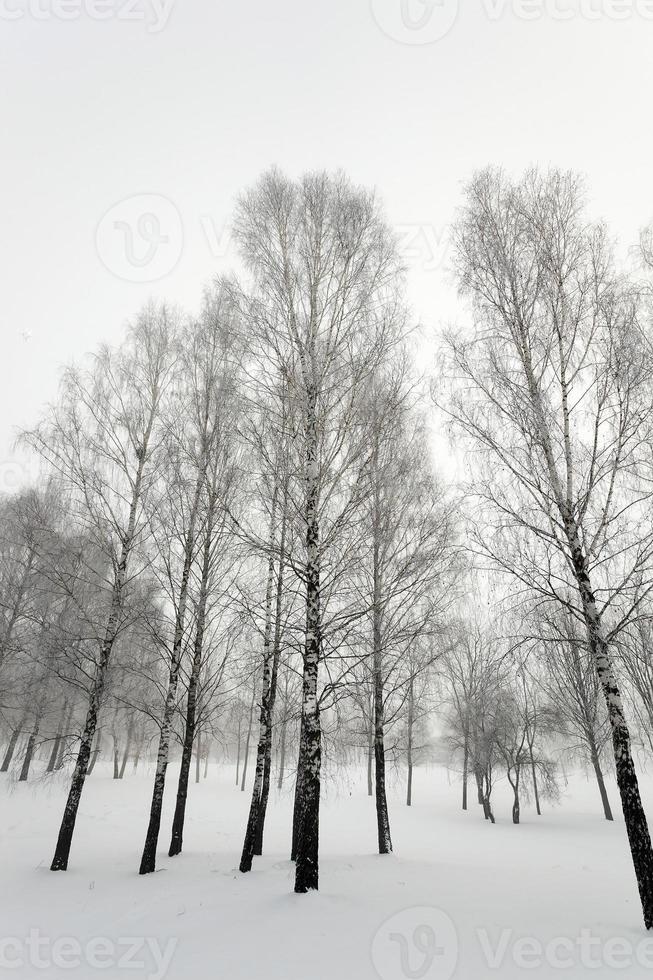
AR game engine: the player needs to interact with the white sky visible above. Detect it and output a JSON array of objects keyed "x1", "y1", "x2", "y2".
[{"x1": 2, "y1": 0, "x2": 652, "y2": 489}]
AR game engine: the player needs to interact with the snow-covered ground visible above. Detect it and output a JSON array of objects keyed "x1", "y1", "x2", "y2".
[{"x1": 2, "y1": 761, "x2": 653, "y2": 979}]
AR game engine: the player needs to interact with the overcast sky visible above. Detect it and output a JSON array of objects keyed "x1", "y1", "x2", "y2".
[{"x1": 2, "y1": 0, "x2": 652, "y2": 488}]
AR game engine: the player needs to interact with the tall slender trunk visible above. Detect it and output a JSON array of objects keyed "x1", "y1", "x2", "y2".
[
  {"x1": 277, "y1": 696, "x2": 287, "y2": 791},
  {"x1": 19, "y1": 720, "x2": 39, "y2": 782},
  {"x1": 112, "y1": 734, "x2": 120, "y2": 779},
  {"x1": 169, "y1": 512, "x2": 213, "y2": 858},
  {"x1": 509, "y1": 766, "x2": 521, "y2": 825},
  {"x1": 254, "y1": 507, "x2": 287, "y2": 856},
  {"x1": 239, "y1": 499, "x2": 277, "y2": 873},
  {"x1": 291, "y1": 720, "x2": 306, "y2": 862},
  {"x1": 55, "y1": 703, "x2": 74, "y2": 770},
  {"x1": 119, "y1": 718, "x2": 133, "y2": 779},
  {"x1": 367, "y1": 717, "x2": 374, "y2": 797},
  {"x1": 47, "y1": 702, "x2": 68, "y2": 774},
  {"x1": 462, "y1": 736, "x2": 469, "y2": 811},
  {"x1": 240, "y1": 686, "x2": 255, "y2": 792},
  {"x1": 406, "y1": 675, "x2": 414, "y2": 807},
  {"x1": 86, "y1": 730, "x2": 102, "y2": 776},
  {"x1": 139, "y1": 464, "x2": 205, "y2": 876},
  {"x1": 294, "y1": 387, "x2": 322, "y2": 894},
  {"x1": 2, "y1": 712, "x2": 27, "y2": 772},
  {"x1": 51, "y1": 439, "x2": 149, "y2": 872},
  {"x1": 569, "y1": 532, "x2": 653, "y2": 927},
  {"x1": 196, "y1": 733, "x2": 202, "y2": 784},
  {"x1": 371, "y1": 438, "x2": 392, "y2": 855},
  {"x1": 374, "y1": 679, "x2": 392, "y2": 849},
  {"x1": 241, "y1": 491, "x2": 288, "y2": 867},
  {"x1": 590, "y1": 742, "x2": 614, "y2": 822},
  {"x1": 474, "y1": 766, "x2": 484, "y2": 806},
  {"x1": 528, "y1": 742, "x2": 541, "y2": 816},
  {"x1": 235, "y1": 718, "x2": 241, "y2": 787},
  {"x1": 482, "y1": 773, "x2": 495, "y2": 824},
  {"x1": 293, "y1": 677, "x2": 320, "y2": 892}
]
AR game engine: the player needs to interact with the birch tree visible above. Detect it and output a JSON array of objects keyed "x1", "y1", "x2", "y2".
[
  {"x1": 233, "y1": 168, "x2": 404, "y2": 892},
  {"x1": 357, "y1": 364, "x2": 455, "y2": 851},
  {"x1": 537, "y1": 609, "x2": 614, "y2": 820},
  {"x1": 443, "y1": 167, "x2": 653, "y2": 926},
  {"x1": 24, "y1": 304, "x2": 176, "y2": 871},
  {"x1": 140, "y1": 292, "x2": 240, "y2": 874},
  {"x1": 168, "y1": 291, "x2": 242, "y2": 857}
]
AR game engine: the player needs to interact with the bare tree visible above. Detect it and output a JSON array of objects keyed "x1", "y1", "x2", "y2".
[
  {"x1": 537, "y1": 609, "x2": 614, "y2": 820},
  {"x1": 443, "y1": 167, "x2": 653, "y2": 926},
  {"x1": 168, "y1": 292, "x2": 242, "y2": 858},
  {"x1": 25, "y1": 304, "x2": 176, "y2": 871},
  {"x1": 233, "y1": 168, "x2": 404, "y2": 892}
]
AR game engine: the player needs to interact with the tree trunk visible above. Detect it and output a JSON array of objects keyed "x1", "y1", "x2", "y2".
[
  {"x1": 293, "y1": 690, "x2": 320, "y2": 892},
  {"x1": 1, "y1": 714, "x2": 27, "y2": 772},
  {"x1": 47, "y1": 702, "x2": 67, "y2": 773},
  {"x1": 371, "y1": 429, "x2": 392, "y2": 855},
  {"x1": 241, "y1": 495, "x2": 286, "y2": 870},
  {"x1": 406, "y1": 675, "x2": 414, "y2": 807},
  {"x1": 195, "y1": 733, "x2": 202, "y2": 785},
  {"x1": 239, "y1": 509, "x2": 276, "y2": 871},
  {"x1": 118, "y1": 718, "x2": 133, "y2": 779},
  {"x1": 235, "y1": 718, "x2": 241, "y2": 788},
  {"x1": 294, "y1": 389, "x2": 322, "y2": 894},
  {"x1": 529, "y1": 744, "x2": 541, "y2": 816},
  {"x1": 367, "y1": 719, "x2": 374, "y2": 797},
  {"x1": 373, "y1": 673, "x2": 392, "y2": 851},
  {"x1": 291, "y1": 721, "x2": 306, "y2": 862},
  {"x1": 55, "y1": 703, "x2": 74, "y2": 771},
  {"x1": 86, "y1": 730, "x2": 102, "y2": 776},
  {"x1": 240, "y1": 687, "x2": 255, "y2": 792},
  {"x1": 112, "y1": 734, "x2": 120, "y2": 779},
  {"x1": 139, "y1": 472, "x2": 204, "y2": 876},
  {"x1": 50, "y1": 446, "x2": 148, "y2": 872},
  {"x1": 569, "y1": 535, "x2": 653, "y2": 928},
  {"x1": 474, "y1": 767, "x2": 484, "y2": 806},
  {"x1": 510, "y1": 767, "x2": 521, "y2": 825},
  {"x1": 277, "y1": 708, "x2": 287, "y2": 791},
  {"x1": 168, "y1": 522, "x2": 211, "y2": 857},
  {"x1": 254, "y1": 510, "x2": 287, "y2": 856},
  {"x1": 482, "y1": 773, "x2": 495, "y2": 824},
  {"x1": 590, "y1": 745, "x2": 614, "y2": 822},
  {"x1": 19, "y1": 721, "x2": 39, "y2": 781},
  {"x1": 47, "y1": 738, "x2": 61, "y2": 774},
  {"x1": 462, "y1": 732, "x2": 469, "y2": 811}
]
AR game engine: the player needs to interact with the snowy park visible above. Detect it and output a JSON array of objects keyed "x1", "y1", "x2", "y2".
[
  {"x1": 4, "y1": 5, "x2": 653, "y2": 980},
  {"x1": 2, "y1": 762, "x2": 653, "y2": 979}
]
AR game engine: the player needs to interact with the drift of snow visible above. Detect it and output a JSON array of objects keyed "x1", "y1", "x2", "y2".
[{"x1": 2, "y1": 763, "x2": 653, "y2": 979}]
